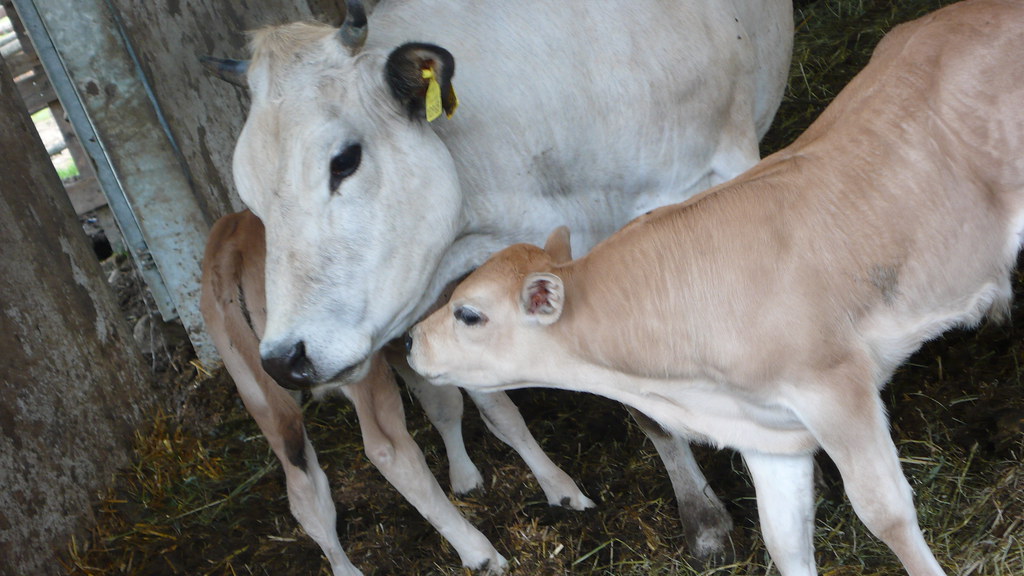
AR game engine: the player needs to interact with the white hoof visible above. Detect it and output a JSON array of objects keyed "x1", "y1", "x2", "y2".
[{"x1": 551, "y1": 491, "x2": 597, "y2": 511}]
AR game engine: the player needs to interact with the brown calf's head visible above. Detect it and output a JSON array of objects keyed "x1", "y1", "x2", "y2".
[{"x1": 408, "y1": 227, "x2": 573, "y2": 387}]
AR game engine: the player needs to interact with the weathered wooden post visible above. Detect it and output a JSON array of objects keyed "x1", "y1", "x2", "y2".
[
  {"x1": 9, "y1": 0, "x2": 343, "y2": 369},
  {"x1": 0, "y1": 56, "x2": 156, "y2": 576}
]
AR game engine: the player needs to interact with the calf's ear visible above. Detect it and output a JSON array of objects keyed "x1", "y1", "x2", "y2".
[
  {"x1": 385, "y1": 42, "x2": 457, "y2": 121},
  {"x1": 544, "y1": 226, "x2": 572, "y2": 264},
  {"x1": 521, "y1": 273, "x2": 564, "y2": 326}
]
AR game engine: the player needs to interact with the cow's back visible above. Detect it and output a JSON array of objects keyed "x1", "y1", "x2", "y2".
[{"x1": 368, "y1": 0, "x2": 793, "y2": 253}]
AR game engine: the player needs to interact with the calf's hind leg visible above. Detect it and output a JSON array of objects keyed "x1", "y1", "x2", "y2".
[
  {"x1": 200, "y1": 213, "x2": 360, "y2": 576},
  {"x1": 207, "y1": 326, "x2": 358, "y2": 574}
]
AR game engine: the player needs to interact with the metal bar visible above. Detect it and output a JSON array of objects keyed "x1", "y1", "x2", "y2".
[
  {"x1": 10, "y1": 0, "x2": 218, "y2": 364},
  {"x1": 10, "y1": 0, "x2": 174, "y2": 316}
]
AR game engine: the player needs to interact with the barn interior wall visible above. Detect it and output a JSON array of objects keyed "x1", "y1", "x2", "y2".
[
  {"x1": 0, "y1": 3, "x2": 349, "y2": 573},
  {"x1": 8, "y1": 0, "x2": 346, "y2": 367},
  {"x1": 0, "y1": 55, "x2": 155, "y2": 576},
  {"x1": 108, "y1": 0, "x2": 344, "y2": 222}
]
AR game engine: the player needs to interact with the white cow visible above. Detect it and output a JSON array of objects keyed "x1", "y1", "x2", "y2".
[
  {"x1": 408, "y1": 1, "x2": 1024, "y2": 574},
  {"x1": 203, "y1": 0, "x2": 792, "y2": 573}
]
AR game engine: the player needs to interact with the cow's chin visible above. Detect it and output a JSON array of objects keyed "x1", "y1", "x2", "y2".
[{"x1": 323, "y1": 355, "x2": 372, "y2": 386}]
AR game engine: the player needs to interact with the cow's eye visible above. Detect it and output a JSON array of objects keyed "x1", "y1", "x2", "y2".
[
  {"x1": 454, "y1": 306, "x2": 487, "y2": 327},
  {"x1": 329, "y1": 143, "x2": 362, "y2": 192}
]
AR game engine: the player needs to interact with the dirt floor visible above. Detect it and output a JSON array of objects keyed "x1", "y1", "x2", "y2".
[
  {"x1": 66, "y1": 264, "x2": 1023, "y2": 576},
  {"x1": 60, "y1": 1, "x2": 1022, "y2": 575}
]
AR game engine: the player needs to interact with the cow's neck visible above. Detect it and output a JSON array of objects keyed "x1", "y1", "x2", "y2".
[{"x1": 411, "y1": 229, "x2": 513, "y2": 326}]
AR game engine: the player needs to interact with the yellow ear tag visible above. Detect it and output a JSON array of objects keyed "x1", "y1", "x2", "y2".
[
  {"x1": 444, "y1": 82, "x2": 459, "y2": 119},
  {"x1": 422, "y1": 67, "x2": 443, "y2": 122}
]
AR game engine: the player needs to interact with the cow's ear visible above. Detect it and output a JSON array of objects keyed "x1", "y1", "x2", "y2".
[
  {"x1": 385, "y1": 43, "x2": 457, "y2": 121},
  {"x1": 199, "y1": 56, "x2": 249, "y2": 88},
  {"x1": 544, "y1": 226, "x2": 572, "y2": 264},
  {"x1": 337, "y1": 0, "x2": 369, "y2": 54},
  {"x1": 521, "y1": 273, "x2": 564, "y2": 326}
]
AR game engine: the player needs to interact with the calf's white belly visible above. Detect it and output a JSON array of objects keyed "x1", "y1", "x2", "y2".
[{"x1": 555, "y1": 367, "x2": 819, "y2": 455}]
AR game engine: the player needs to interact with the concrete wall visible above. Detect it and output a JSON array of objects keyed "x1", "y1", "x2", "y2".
[
  {"x1": 0, "y1": 56, "x2": 154, "y2": 576},
  {"x1": 0, "y1": 3, "x2": 346, "y2": 572},
  {"x1": 109, "y1": 0, "x2": 343, "y2": 220}
]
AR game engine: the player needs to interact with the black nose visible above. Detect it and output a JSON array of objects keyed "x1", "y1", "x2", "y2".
[
  {"x1": 261, "y1": 340, "x2": 315, "y2": 390},
  {"x1": 404, "y1": 333, "x2": 413, "y2": 353}
]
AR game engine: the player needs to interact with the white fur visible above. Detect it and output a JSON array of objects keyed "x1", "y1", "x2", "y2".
[
  {"x1": 409, "y1": 2, "x2": 1024, "y2": 574},
  {"x1": 235, "y1": 0, "x2": 793, "y2": 382},
  {"x1": 223, "y1": 0, "x2": 793, "y2": 573}
]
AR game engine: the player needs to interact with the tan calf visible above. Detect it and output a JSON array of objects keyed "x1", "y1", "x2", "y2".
[
  {"x1": 408, "y1": 2, "x2": 1024, "y2": 575},
  {"x1": 200, "y1": 211, "x2": 510, "y2": 574},
  {"x1": 200, "y1": 0, "x2": 799, "y2": 565}
]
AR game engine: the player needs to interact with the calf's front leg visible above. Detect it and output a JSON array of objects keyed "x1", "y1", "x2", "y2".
[
  {"x1": 389, "y1": 356, "x2": 485, "y2": 495},
  {"x1": 742, "y1": 451, "x2": 817, "y2": 576}
]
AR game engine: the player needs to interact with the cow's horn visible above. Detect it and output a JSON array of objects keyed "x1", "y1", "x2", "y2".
[
  {"x1": 199, "y1": 56, "x2": 249, "y2": 88},
  {"x1": 338, "y1": 0, "x2": 368, "y2": 54}
]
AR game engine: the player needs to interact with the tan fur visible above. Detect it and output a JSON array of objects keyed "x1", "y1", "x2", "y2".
[
  {"x1": 200, "y1": 212, "x2": 304, "y2": 464},
  {"x1": 410, "y1": 2, "x2": 1024, "y2": 575},
  {"x1": 201, "y1": 212, "x2": 356, "y2": 573},
  {"x1": 249, "y1": 21, "x2": 334, "y2": 58},
  {"x1": 559, "y1": 0, "x2": 1024, "y2": 385},
  {"x1": 200, "y1": 212, "x2": 508, "y2": 575},
  {"x1": 246, "y1": 22, "x2": 344, "y2": 101}
]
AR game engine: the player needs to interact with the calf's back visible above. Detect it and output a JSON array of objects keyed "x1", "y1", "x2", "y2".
[{"x1": 555, "y1": 0, "x2": 1024, "y2": 386}]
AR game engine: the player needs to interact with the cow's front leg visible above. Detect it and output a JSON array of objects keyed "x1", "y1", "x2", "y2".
[
  {"x1": 344, "y1": 354, "x2": 507, "y2": 574},
  {"x1": 625, "y1": 406, "x2": 732, "y2": 560},
  {"x1": 742, "y1": 451, "x2": 817, "y2": 576},
  {"x1": 389, "y1": 357, "x2": 485, "y2": 495},
  {"x1": 465, "y1": 389, "x2": 596, "y2": 510}
]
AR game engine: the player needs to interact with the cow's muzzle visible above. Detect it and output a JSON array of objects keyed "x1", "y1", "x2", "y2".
[
  {"x1": 261, "y1": 340, "x2": 369, "y2": 390},
  {"x1": 262, "y1": 340, "x2": 317, "y2": 390}
]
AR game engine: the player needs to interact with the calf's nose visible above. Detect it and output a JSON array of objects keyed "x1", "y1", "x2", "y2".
[{"x1": 261, "y1": 340, "x2": 315, "y2": 390}]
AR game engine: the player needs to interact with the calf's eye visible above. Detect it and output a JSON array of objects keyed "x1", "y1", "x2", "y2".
[
  {"x1": 329, "y1": 143, "x2": 362, "y2": 192},
  {"x1": 454, "y1": 306, "x2": 487, "y2": 327}
]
